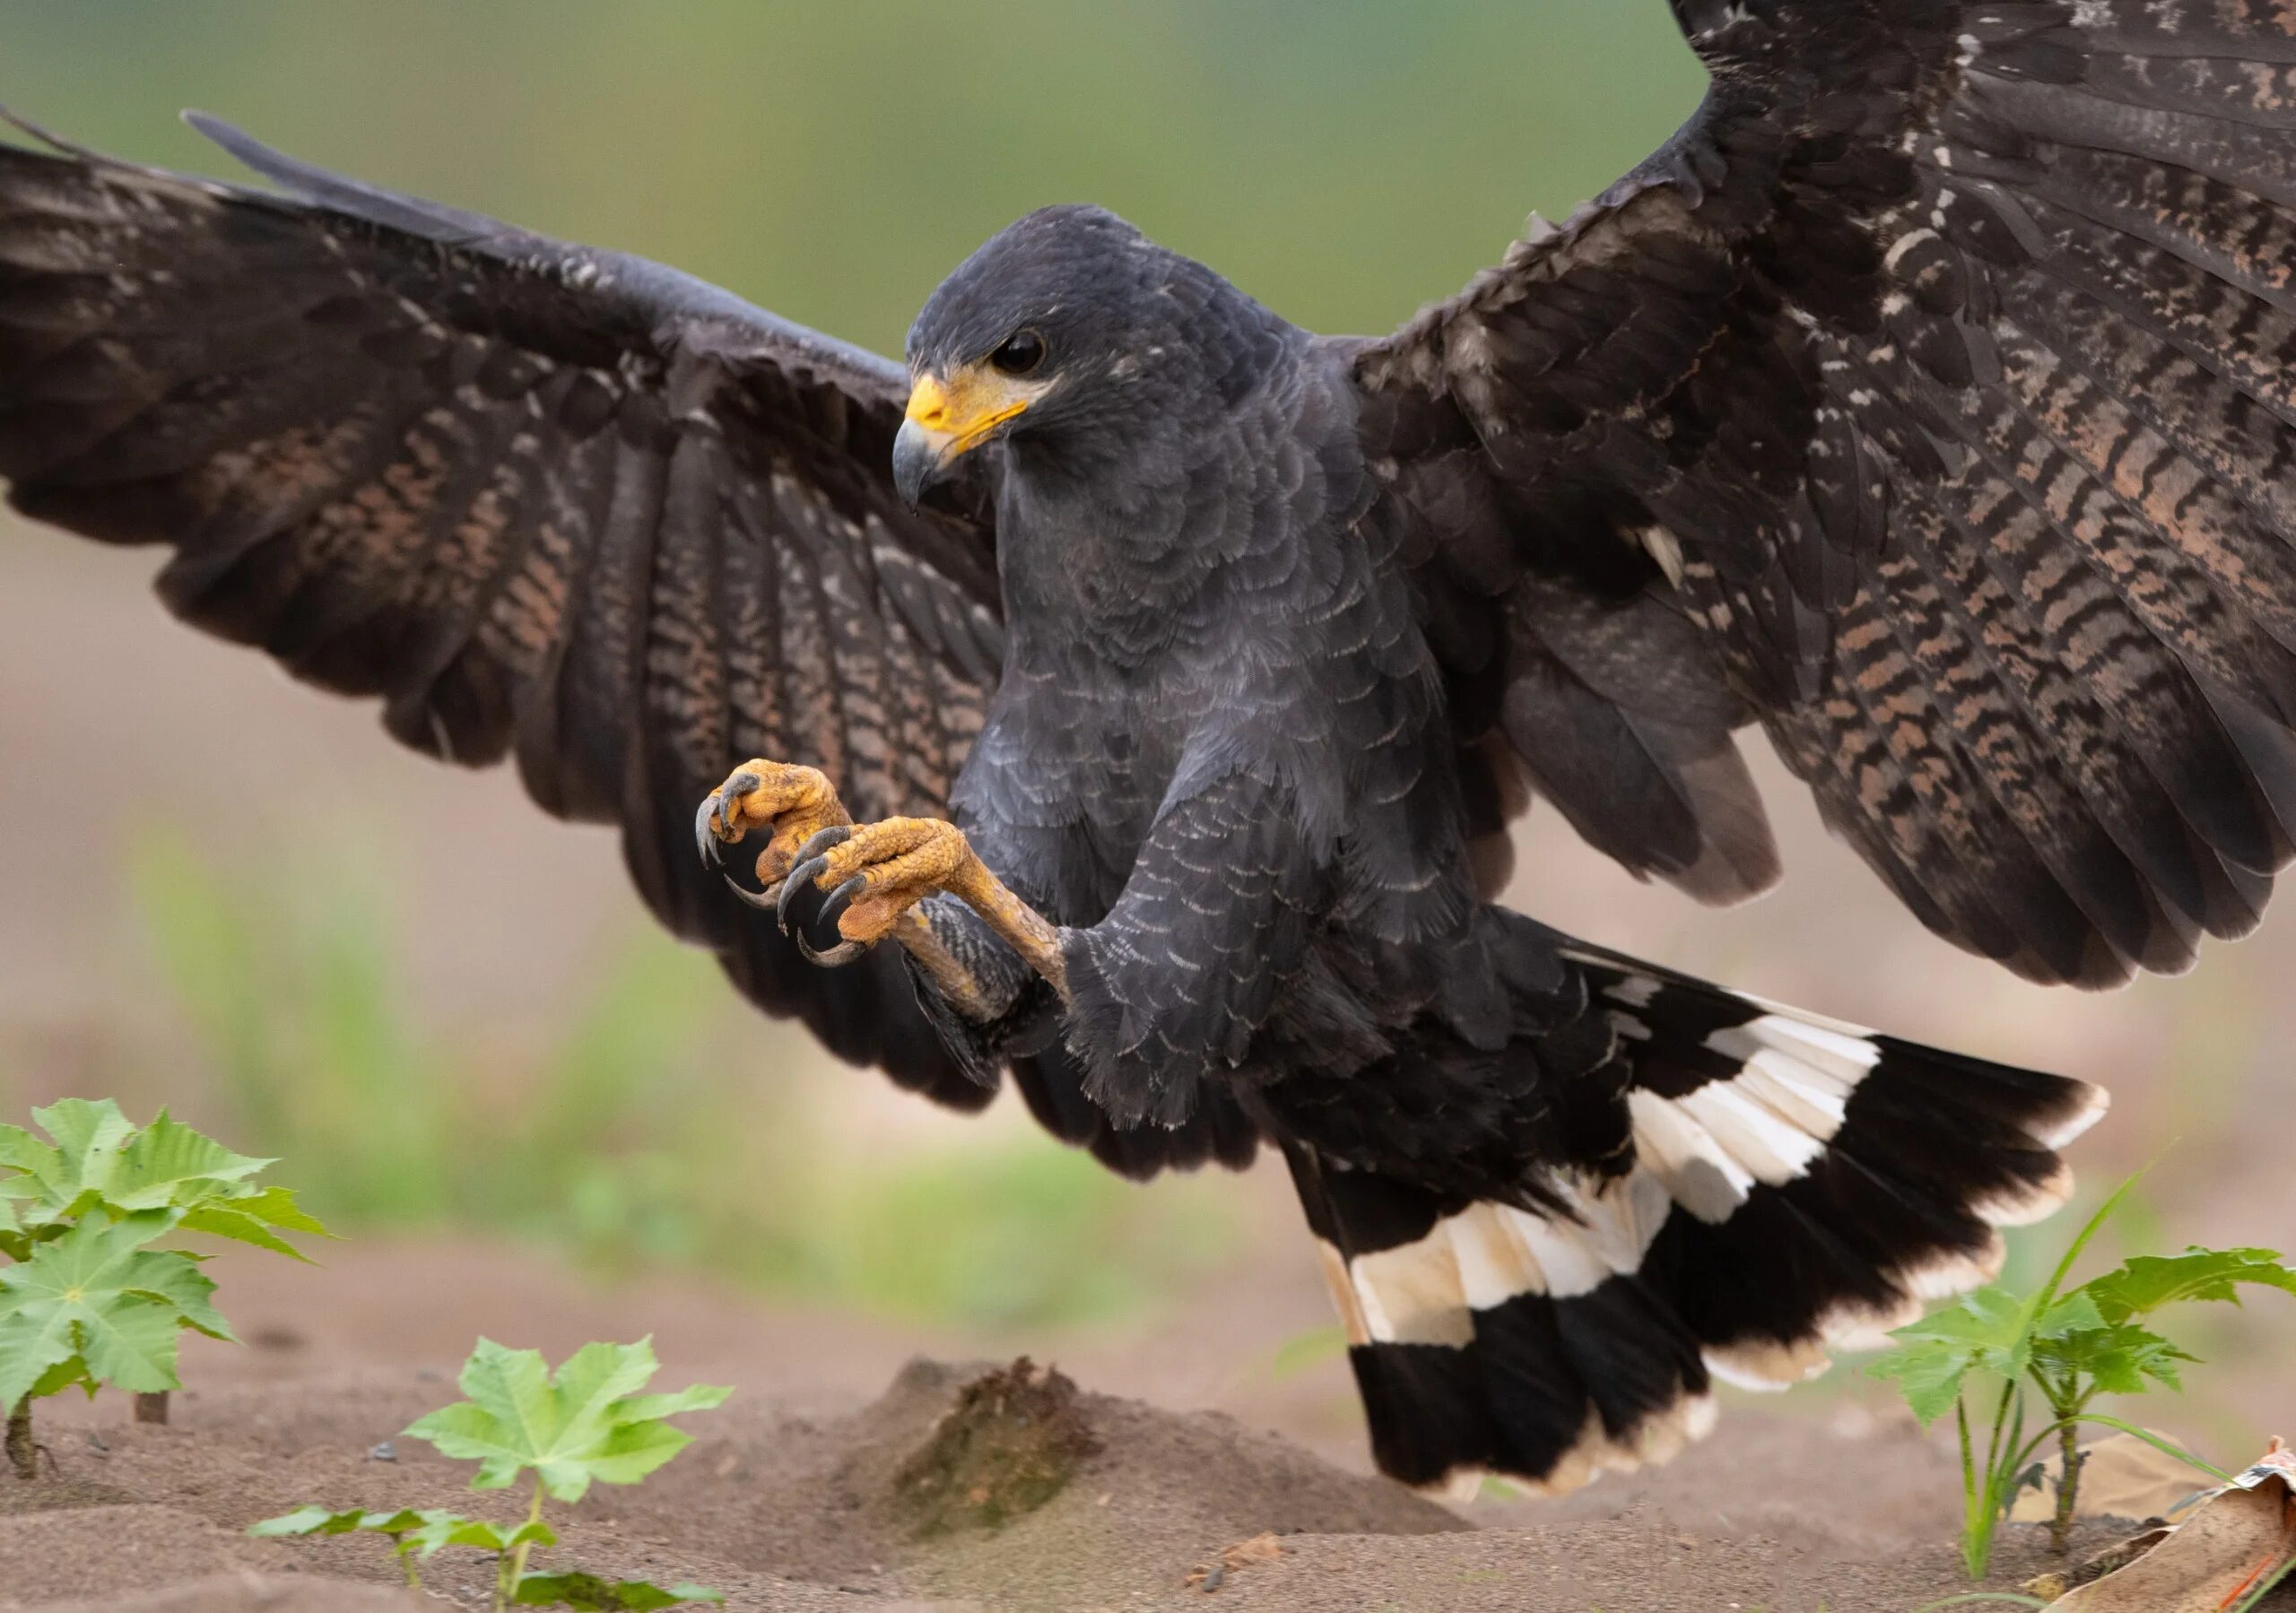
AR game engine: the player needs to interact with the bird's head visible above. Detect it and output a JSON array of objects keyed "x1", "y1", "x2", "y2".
[{"x1": 894, "y1": 204, "x2": 1283, "y2": 507}]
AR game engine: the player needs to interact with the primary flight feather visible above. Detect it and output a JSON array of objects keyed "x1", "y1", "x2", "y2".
[{"x1": 1, "y1": 0, "x2": 2285, "y2": 1491}]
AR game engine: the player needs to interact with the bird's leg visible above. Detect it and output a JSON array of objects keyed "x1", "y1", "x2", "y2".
[{"x1": 697, "y1": 764, "x2": 1067, "y2": 1007}]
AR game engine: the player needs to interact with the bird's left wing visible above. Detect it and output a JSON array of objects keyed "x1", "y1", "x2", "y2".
[
  {"x1": 1356, "y1": 0, "x2": 2296, "y2": 987},
  {"x1": 0, "y1": 114, "x2": 1010, "y2": 1104}
]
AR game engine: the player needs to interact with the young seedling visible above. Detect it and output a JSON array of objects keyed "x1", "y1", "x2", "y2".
[
  {"x1": 1868, "y1": 1175, "x2": 2296, "y2": 1579},
  {"x1": 0, "y1": 1098, "x2": 331, "y2": 1478},
  {"x1": 255, "y1": 1337, "x2": 729, "y2": 1611}
]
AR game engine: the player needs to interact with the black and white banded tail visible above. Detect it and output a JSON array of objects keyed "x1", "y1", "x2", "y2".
[{"x1": 1291, "y1": 944, "x2": 2107, "y2": 1495}]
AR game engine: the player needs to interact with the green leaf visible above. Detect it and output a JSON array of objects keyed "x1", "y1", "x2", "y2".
[
  {"x1": 403, "y1": 1512, "x2": 558, "y2": 1558},
  {"x1": 28, "y1": 1354, "x2": 93, "y2": 1401},
  {"x1": 0, "y1": 1124, "x2": 46, "y2": 1179},
  {"x1": 0, "y1": 1103, "x2": 320, "y2": 1262},
  {"x1": 22, "y1": 1099, "x2": 135, "y2": 1205},
  {"x1": 611, "y1": 1384, "x2": 737, "y2": 1424},
  {"x1": 1866, "y1": 1335, "x2": 1979, "y2": 1427},
  {"x1": 248, "y1": 1505, "x2": 431, "y2": 1539},
  {"x1": 2077, "y1": 1247, "x2": 2296, "y2": 1324},
  {"x1": 247, "y1": 1505, "x2": 346, "y2": 1538},
  {"x1": 0, "y1": 1213, "x2": 204, "y2": 1404},
  {"x1": 404, "y1": 1338, "x2": 730, "y2": 1504},
  {"x1": 1869, "y1": 1288, "x2": 2035, "y2": 1424},
  {"x1": 226, "y1": 1184, "x2": 330, "y2": 1237},
  {"x1": 107, "y1": 1110, "x2": 273, "y2": 1211},
  {"x1": 177, "y1": 1184, "x2": 333, "y2": 1262},
  {"x1": 511, "y1": 1572, "x2": 724, "y2": 1609},
  {"x1": 573, "y1": 1418, "x2": 700, "y2": 1488},
  {"x1": 2033, "y1": 1291, "x2": 2108, "y2": 1340},
  {"x1": 2034, "y1": 1322, "x2": 2196, "y2": 1397},
  {"x1": 123, "y1": 1253, "x2": 236, "y2": 1343}
]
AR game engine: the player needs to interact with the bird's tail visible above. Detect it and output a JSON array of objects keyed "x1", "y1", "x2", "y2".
[{"x1": 1287, "y1": 940, "x2": 2109, "y2": 1496}]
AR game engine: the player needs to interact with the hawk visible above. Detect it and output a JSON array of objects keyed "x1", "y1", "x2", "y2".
[{"x1": 3, "y1": 0, "x2": 2290, "y2": 1494}]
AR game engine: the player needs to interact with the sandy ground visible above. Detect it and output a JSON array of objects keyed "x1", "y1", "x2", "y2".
[{"x1": 0, "y1": 1241, "x2": 2202, "y2": 1613}]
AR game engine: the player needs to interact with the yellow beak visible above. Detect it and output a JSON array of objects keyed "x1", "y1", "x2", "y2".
[{"x1": 892, "y1": 369, "x2": 1035, "y2": 506}]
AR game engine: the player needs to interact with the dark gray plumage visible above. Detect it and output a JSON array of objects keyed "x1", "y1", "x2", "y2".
[{"x1": 1, "y1": 0, "x2": 2289, "y2": 1492}]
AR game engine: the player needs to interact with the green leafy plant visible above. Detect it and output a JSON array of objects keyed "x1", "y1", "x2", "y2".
[
  {"x1": 1868, "y1": 1175, "x2": 2295, "y2": 1578},
  {"x1": 254, "y1": 1337, "x2": 728, "y2": 1610},
  {"x1": 0, "y1": 1097, "x2": 330, "y2": 1479},
  {"x1": 248, "y1": 1506, "x2": 555, "y2": 1591}
]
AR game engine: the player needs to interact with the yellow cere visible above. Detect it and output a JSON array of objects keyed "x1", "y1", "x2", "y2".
[{"x1": 905, "y1": 368, "x2": 1032, "y2": 455}]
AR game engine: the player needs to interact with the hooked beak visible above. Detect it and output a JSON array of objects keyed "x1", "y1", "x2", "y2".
[
  {"x1": 891, "y1": 369, "x2": 1037, "y2": 508},
  {"x1": 892, "y1": 414, "x2": 952, "y2": 510}
]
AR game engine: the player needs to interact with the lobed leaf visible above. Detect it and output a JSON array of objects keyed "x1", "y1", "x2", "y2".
[
  {"x1": 1866, "y1": 1335, "x2": 1979, "y2": 1427},
  {"x1": 108, "y1": 1110, "x2": 273, "y2": 1211},
  {"x1": 248, "y1": 1505, "x2": 350, "y2": 1538},
  {"x1": 20, "y1": 1099, "x2": 135, "y2": 1205},
  {"x1": 0, "y1": 1213, "x2": 231, "y2": 1404},
  {"x1": 613, "y1": 1385, "x2": 735, "y2": 1424},
  {"x1": 404, "y1": 1513, "x2": 559, "y2": 1559},
  {"x1": 0, "y1": 1102, "x2": 323, "y2": 1262},
  {"x1": 248, "y1": 1505, "x2": 431, "y2": 1539},
  {"x1": 227, "y1": 1184, "x2": 330, "y2": 1236},
  {"x1": 28, "y1": 1355, "x2": 93, "y2": 1401},
  {"x1": 2032, "y1": 1291, "x2": 2107, "y2": 1340},
  {"x1": 404, "y1": 1337, "x2": 730, "y2": 1504},
  {"x1": 2077, "y1": 1248, "x2": 2296, "y2": 1324},
  {"x1": 123, "y1": 1254, "x2": 235, "y2": 1342},
  {"x1": 2034, "y1": 1323, "x2": 2197, "y2": 1397}
]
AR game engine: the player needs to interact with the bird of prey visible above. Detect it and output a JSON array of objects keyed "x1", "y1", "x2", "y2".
[{"x1": 4, "y1": 0, "x2": 2292, "y2": 1495}]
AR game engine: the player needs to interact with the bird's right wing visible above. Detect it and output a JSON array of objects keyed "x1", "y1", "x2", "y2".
[{"x1": 0, "y1": 113, "x2": 1011, "y2": 1105}]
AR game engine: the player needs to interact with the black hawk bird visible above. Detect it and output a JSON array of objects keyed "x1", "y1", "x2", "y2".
[{"x1": 4, "y1": 0, "x2": 2293, "y2": 1493}]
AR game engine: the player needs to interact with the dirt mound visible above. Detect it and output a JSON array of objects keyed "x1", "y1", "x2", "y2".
[{"x1": 689, "y1": 1355, "x2": 1463, "y2": 1606}]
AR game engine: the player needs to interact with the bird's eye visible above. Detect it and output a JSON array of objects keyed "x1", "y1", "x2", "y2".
[{"x1": 989, "y1": 328, "x2": 1048, "y2": 377}]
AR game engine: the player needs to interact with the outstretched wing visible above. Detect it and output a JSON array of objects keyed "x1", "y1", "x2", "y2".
[
  {"x1": 1358, "y1": 0, "x2": 2296, "y2": 987},
  {"x1": 0, "y1": 113, "x2": 1008, "y2": 1104}
]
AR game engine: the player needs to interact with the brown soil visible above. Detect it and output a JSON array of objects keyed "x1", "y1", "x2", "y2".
[{"x1": 3, "y1": 1242, "x2": 2247, "y2": 1613}]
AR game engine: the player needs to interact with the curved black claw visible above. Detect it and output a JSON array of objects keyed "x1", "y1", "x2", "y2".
[
  {"x1": 723, "y1": 873, "x2": 780, "y2": 910},
  {"x1": 693, "y1": 771, "x2": 761, "y2": 867},
  {"x1": 776, "y1": 826, "x2": 862, "y2": 966},
  {"x1": 693, "y1": 795, "x2": 725, "y2": 868},
  {"x1": 775, "y1": 827, "x2": 849, "y2": 927},
  {"x1": 796, "y1": 931, "x2": 865, "y2": 967}
]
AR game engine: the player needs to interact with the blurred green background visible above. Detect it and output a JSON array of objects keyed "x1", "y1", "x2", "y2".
[
  {"x1": 0, "y1": 1, "x2": 1703, "y2": 349},
  {"x1": 0, "y1": 0, "x2": 2287, "y2": 1485}
]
